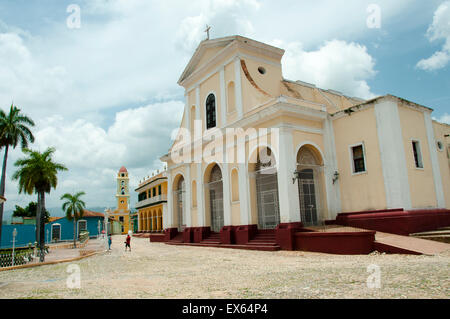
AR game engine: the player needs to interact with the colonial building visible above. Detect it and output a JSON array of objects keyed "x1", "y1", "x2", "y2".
[
  {"x1": 109, "y1": 166, "x2": 131, "y2": 234},
  {"x1": 135, "y1": 170, "x2": 167, "y2": 233},
  {"x1": 160, "y1": 36, "x2": 450, "y2": 247}
]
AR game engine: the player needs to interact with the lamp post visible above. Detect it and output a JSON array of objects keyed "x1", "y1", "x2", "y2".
[
  {"x1": 12, "y1": 228, "x2": 17, "y2": 267},
  {"x1": 104, "y1": 208, "x2": 110, "y2": 251}
]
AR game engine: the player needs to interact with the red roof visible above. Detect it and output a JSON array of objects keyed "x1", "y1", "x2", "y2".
[
  {"x1": 119, "y1": 166, "x2": 128, "y2": 173},
  {"x1": 82, "y1": 210, "x2": 105, "y2": 217}
]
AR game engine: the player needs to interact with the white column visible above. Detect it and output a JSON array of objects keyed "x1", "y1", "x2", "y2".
[
  {"x1": 222, "y1": 164, "x2": 232, "y2": 225},
  {"x1": 234, "y1": 56, "x2": 243, "y2": 119},
  {"x1": 374, "y1": 100, "x2": 412, "y2": 209},
  {"x1": 195, "y1": 85, "x2": 202, "y2": 133},
  {"x1": 238, "y1": 163, "x2": 251, "y2": 225},
  {"x1": 424, "y1": 111, "x2": 446, "y2": 208},
  {"x1": 220, "y1": 66, "x2": 227, "y2": 127},
  {"x1": 323, "y1": 116, "x2": 341, "y2": 219},
  {"x1": 162, "y1": 203, "x2": 168, "y2": 229},
  {"x1": 185, "y1": 165, "x2": 192, "y2": 227},
  {"x1": 196, "y1": 163, "x2": 205, "y2": 226},
  {"x1": 277, "y1": 127, "x2": 301, "y2": 223},
  {"x1": 166, "y1": 169, "x2": 174, "y2": 228},
  {"x1": 185, "y1": 93, "x2": 191, "y2": 133}
]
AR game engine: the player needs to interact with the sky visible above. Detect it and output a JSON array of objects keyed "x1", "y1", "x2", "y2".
[{"x1": 0, "y1": 0, "x2": 449, "y2": 214}]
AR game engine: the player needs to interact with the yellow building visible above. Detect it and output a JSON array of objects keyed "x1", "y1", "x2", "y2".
[
  {"x1": 110, "y1": 166, "x2": 131, "y2": 234},
  {"x1": 160, "y1": 35, "x2": 450, "y2": 238},
  {"x1": 135, "y1": 169, "x2": 167, "y2": 233}
]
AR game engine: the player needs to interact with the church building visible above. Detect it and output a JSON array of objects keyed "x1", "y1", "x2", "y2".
[{"x1": 159, "y1": 35, "x2": 450, "y2": 250}]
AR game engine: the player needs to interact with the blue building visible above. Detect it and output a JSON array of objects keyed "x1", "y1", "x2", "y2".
[{"x1": 1, "y1": 210, "x2": 110, "y2": 248}]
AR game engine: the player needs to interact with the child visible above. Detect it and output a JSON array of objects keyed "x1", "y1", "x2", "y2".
[{"x1": 125, "y1": 234, "x2": 131, "y2": 251}]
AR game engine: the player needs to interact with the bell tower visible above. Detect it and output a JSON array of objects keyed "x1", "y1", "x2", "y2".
[{"x1": 116, "y1": 166, "x2": 130, "y2": 211}]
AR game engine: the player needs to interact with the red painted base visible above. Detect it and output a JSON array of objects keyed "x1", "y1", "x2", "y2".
[
  {"x1": 336, "y1": 208, "x2": 450, "y2": 235},
  {"x1": 193, "y1": 227, "x2": 211, "y2": 243},
  {"x1": 164, "y1": 228, "x2": 178, "y2": 241},
  {"x1": 275, "y1": 222, "x2": 303, "y2": 250},
  {"x1": 149, "y1": 234, "x2": 166, "y2": 242},
  {"x1": 220, "y1": 226, "x2": 235, "y2": 244},
  {"x1": 294, "y1": 231, "x2": 376, "y2": 255},
  {"x1": 235, "y1": 224, "x2": 258, "y2": 245},
  {"x1": 160, "y1": 208, "x2": 448, "y2": 255},
  {"x1": 183, "y1": 228, "x2": 194, "y2": 243}
]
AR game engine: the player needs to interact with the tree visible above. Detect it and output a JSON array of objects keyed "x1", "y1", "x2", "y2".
[
  {"x1": 12, "y1": 147, "x2": 67, "y2": 262},
  {"x1": 13, "y1": 202, "x2": 50, "y2": 223},
  {"x1": 60, "y1": 192, "x2": 86, "y2": 249},
  {"x1": 0, "y1": 104, "x2": 35, "y2": 244}
]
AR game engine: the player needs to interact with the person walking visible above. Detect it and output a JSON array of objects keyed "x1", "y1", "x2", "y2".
[
  {"x1": 108, "y1": 235, "x2": 112, "y2": 250},
  {"x1": 125, "y1": 234, "x2": 131, "y2": 252}
]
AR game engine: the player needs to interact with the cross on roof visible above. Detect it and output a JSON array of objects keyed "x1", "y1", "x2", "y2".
[{"x1": 204, "y1": 24, "x2": 211, "y2": 40}]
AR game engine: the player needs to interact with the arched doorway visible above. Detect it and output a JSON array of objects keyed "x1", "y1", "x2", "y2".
[
  {"x1": 205, "y1": 164, "x2": 224, "y2": 232},
  {"x1": 250, "y1": 147, "x2": 280, "y2": 229},
  {"x1": 51, "y1": 223, "x2": 61, "y2": 242},
  {"x1": 174, "y1": 175, "x2": 185, "y2": 232},
  {"x1": 296, "y1": 145, "x2": 324, "y2": 226}
]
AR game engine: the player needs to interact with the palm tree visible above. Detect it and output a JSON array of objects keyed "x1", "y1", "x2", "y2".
[
  {"x1": 12, "y1": 147, "x2": 67, "y2": 262},
  {"x1": 0, "y1": 104, "x2": 35, "y2": 243},
  {"x1": 61, "y1": 192, "x2": 86, "y2": 249}
]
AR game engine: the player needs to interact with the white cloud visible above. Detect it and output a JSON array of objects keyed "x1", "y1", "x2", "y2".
[
  {"x1": 276, "y1": 40, "x2": 377, "y2": 99},
  {"x1": 0, "y1": 32, "x2": 69, "y2": 116},
  {"x1": 434, "y1": 112, "x2": 450, "y2": 124},
  {"x1": 3, "y1": 100, "x2": 183, "y2": 211},
  {"x1": 175, "y1": 0, "x2": 260, "y2": 54},
  {"x1": 416, "y1": 1, "x2": 450, "y2": 71}
]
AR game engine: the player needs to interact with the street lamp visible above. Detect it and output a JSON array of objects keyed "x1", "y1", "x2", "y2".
[
  {"x1": 103, "y1": 208, "x2": 110, "y2": 251},
  {"x1": 12, "y1": 228, "x2": 17, "y2": 267}
]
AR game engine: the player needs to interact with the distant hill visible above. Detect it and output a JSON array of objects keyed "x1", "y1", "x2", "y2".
[{"x1": 2, "y1": 206, "x2": 107, "y2": 224}]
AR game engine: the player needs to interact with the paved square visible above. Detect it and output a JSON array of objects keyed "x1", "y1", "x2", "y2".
[{"x1": 0, "y1": 235, "x2": 448, "y2": 299}]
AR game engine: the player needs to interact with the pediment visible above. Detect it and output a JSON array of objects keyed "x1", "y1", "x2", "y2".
[
  {"x1": 178, "y1": 35, "x2": 285, "y2": 86},
  {"x1": 177, "y1": 36, "x2": 237, "y2": 85}
]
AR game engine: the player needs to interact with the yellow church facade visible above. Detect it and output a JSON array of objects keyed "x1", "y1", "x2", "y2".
[
  {"x1": 135, "y1": 170, "x2": 167, "y2": 233},
  {"x1": 159, "y1": 36, "x2": 450, "y2": 244},
  {"x1": 109, "y1": 166, "x2": 131, "y2": 234}
]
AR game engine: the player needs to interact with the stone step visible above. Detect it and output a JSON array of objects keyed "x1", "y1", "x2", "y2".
[
  {"x1": 247, "y1": 242, "x2": 278, "y2": 246},
  {"x1": 410, "y1": 230, "x2": 450, "y2": 236},
  {"x1": 248, "y1": 239, "x2": 277, "y2": 244},
  {"x1": 410, "y1": 235, "x2": 450, "y2": 244},
  {"x1": 252, "y1": 236, "x2": 276, "y2": 239},
  {"x1": 169, "y1": 242, "x2": 281, "y2": 251}
]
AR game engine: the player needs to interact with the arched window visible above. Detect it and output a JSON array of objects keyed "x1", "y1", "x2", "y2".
[{"x1": 206, "y1": 93, "x2": 216, "y2": 130}]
